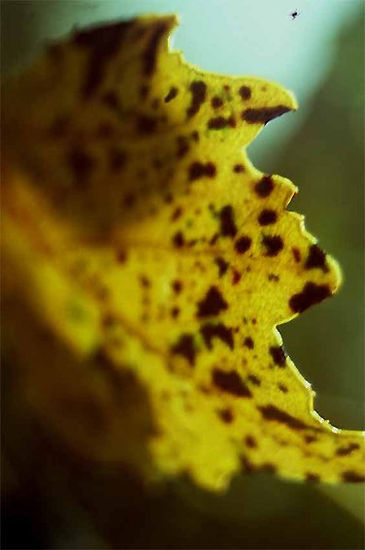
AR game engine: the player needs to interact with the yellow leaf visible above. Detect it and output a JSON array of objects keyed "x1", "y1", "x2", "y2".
[{"x1": 2, "y1": 15, "x2": 364, "y2": 490}]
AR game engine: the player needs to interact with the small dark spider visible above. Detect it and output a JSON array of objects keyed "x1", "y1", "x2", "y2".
[{"x1": 290, "y1": 10, "x2": 300, "y2": 20}]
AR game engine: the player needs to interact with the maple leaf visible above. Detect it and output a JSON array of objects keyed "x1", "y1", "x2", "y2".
[{"x1": 1, "y1": 15, "x2": 364, "y2": 490}]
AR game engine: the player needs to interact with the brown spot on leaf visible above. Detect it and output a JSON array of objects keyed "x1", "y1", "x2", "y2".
[
  {"x1": 187, "y1": 81, "x2": 207, "y2": 118},
  {"x1": 292, "y1": 247, "x2": 301, "y2": 262},
  {"x1": 219, "y1": 205, "x2": 237, "y2": 237},
  {"x1": 197, "y1": 286, "x2": 228, "y2": 317},
  {"x1": 306, "y1": 473, "x2": 320, "y2": 482},
  {"x1": 289, "y1": 282, "x2": 331, "y2": 313},
  {"x1": 232, "y1": 269, "x2": 242, "y2": 285},
  {"x1": 73, "y1": 21, "x2": 133, "y2": 97},
  {"x1": 102, "y1": 90, "x2": 120, "y2": 110},
  {"x1": 258, "y1": 209, "x2": 277, "y2": 226},
  {"x1": 136, "y1": 115, "x2": 158, "y2": 134},
  {"x1": 255, "y1": 175, "x2": 274, "y2": 197},
  {"x1": 176, "y1": 136, "x2": 190, "y2": 158},
  {"x1": 304, "y1": 435, "x2": 317, "y2": 444},
  {"x1": 258, "y1": 404, "x2": 311, "y2": 431},
  {"x1": 164, "y1": 86, "x2": 178, "y2": 102},
  {"x1": 342, "y1": 471, "x2": 365, "y2": 483},
  {"x1": 208, "y1": 116, "x2": 233, "y2": 129},
  {"x1": 211, "y1": 96, "x2": 223, "y2": 108},
  {"x1": 109, "y1": 148, "x2": 126, "y2": 172},
  {"x1": 243, "y1": 337, "x2": 254, "y2": 349},
  {"x1": 172, "y1": 280, "x2": 182, "y2": 294},
  {"x1": 335, "y1": 443, "x2": 360, "y2": 457},
  {"x1": 171, "y1": 206, "x2": 183, "y2": 221},
  {"x1": 233, "y1": 164, "x2": 245, "y2": 173},
  {"x1": 144, "y1": 21, "x2": 168, "y2": 76},
  {"x1": 269, "y1": 346, "x2": 287, "y2": 367},
  {"x1": 239, "y1": 85, "x2": 252, "y2": 100},
  {"x1": 215, "y1": 257, "x2": 229, "y2": 277},
  {"x1": 218, "y1": 408, "x2": 234, "y2": 423},
  {"x1": 172, "y1": 231, "x2": 185, "y2": 247},
  {"x1": 263, "y1": 235, "x2": 283, "y2": 256},
  {"x1": 69, "y1": 147, "x2": 95, "y2": 186},
  {"x1": 235, "y1": 236, "x2": 252, "y2": 254},
  {"x1": 171, "y1": 334, "x2": 196, "y2": 366},
  {"x1": 171, "y1": 307, "x2": 180, "y2": 318},
  {"x1": 305, "y1": 244, "x2": 329, "y2": 272},
  {"x1": 248, "y1": 375, "x2": 261, "y2": 386},
  {"x1": 242, "y1": 105, "x2": 291, "y2": 124},
  {"x1": 212, "y1": 369, "x2": 252, "y2": 397},
  {"x1": 245, "y1": 435, "x2": 257, "y2": 448},
  {"x1": 200, "y1": 323, "x2": 234, "y2": 350},
  {"x1": 188, "y1": 161, "x2": 216, "y2": 180}
]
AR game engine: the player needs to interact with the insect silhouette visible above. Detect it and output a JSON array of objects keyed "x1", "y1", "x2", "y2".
[{"x1": 290, "y1": 10, "x2": 300, "y2": 20}]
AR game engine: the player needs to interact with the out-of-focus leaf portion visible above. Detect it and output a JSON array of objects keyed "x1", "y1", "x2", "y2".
[{"x1": 2, "y1": 15, "x2": 364, "y2": 490}]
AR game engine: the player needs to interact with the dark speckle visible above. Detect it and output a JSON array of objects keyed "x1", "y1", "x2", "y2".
[
  {"x1": 172, "y1": 280, "x2": 183, "y2": 294},
  {"x1": 258, "y1": 404, "x2": 311, "y2": 431},
  {"x1": 211, "y1": 96, "x2": 223, "y2": 108},
  {"x1": 188, "y1": 161, "x2": 216, "y2": 180},
  {"x1": 136, "y1": 115, "x2": 157, "y2": 134},
  {"x1": 187, "y1": 81, "x2": 207, "y2": 118},
  {"x1": 172, "y1": 231, "x2": 185, "y2": 247},
  {"x1": 215, "y1": 257, "x2": 229, "y2": 277},
  {"x1": 235, "y1": 236, "x2": 252, "y2": 254},
  {"x1": 69, "y1": 147, "x2": 95, "y2": 186},
  {"x1": 73, "y1": 21, "x2": 133, "y2": 97},
  {"x1": 208, "y1": 116, "x2": 233, "y2": 130},
  {"x1": 292, "y1": 247, "x2": 301, "y2": 262},
  {"x1": 218, "y1": 408, "x2": 234, "y2": 423},
  {"x1": 289, "y1": 282, "x2": 331, "y2": 313},
  {"x1": 197, "y1": 286, "x2": 228, "y2": 317},
  {"x1": 116, "y1": 250, "x2": 127, "y2": 263},
  {"x1": 164, "y1": 86, "x2": 178, "y2": 102},
  {"x1": 305, "y1": 244, "x2": 329, "y2": 272},
  {"x1": 278, "y1": 383, "x2": 288, "y2": 393},
  {"x1": 269, "y1": 346, "x2": 287, "y2": 367},
  {"x1": 304, "y1": 435, "x2": 317, "y2": 444},
  {"x1": 342, "y1": 471, "x2": 365, "y2": 483},
  {"x1": 335, "y1": 443, "x2": 360, "y2": 457},
  {"x1": 248, "y1": 374, "x2": 261, "y2": 386},
  {"x1": 176, "y1": 136, "x2": 189, "y2": 158},
  {"x1": 258, "y1": 209, "x2": 277, "y2": 226},
  {"x1": 263, "y1": 235, "x2": 283, "y2": 256},
  {"x1": 171, "y1": 307, "x2": 180, "y2": 318},
  {"x1": 306, "y1": 473, "x2": 320, "y2": 482},
  {"x1": 144, "y1": 22, "x2": 168, "y2": 76},
  {"x1": 242, "y1": 105, "x2": 291, "y2": 124},
  {"x1": 102, "y1": 90, "x2": 120, "y2": 110},
  {"x1": 109, "y1": 148, "x2": 126, "y2": 172},
  {"x1": 139, "y1": 275, "x2": 150, "y2": 288},
  {"x1": 171, "y1": 334, "x2": 196, "y2": 366},
  {"x1": 239, "y1": 85, "x2": 252, "y2": 100},
  {"x1": 212, "y1": 369, "x2": 252, "y2": 397},
  {"x1": 171, "y1": 206, "x2": 183, "y2": 222},
  {"x1": 232, "y1": 269, "x2": 242, "y2": 285},
  {"x1": 255, "y1": 175, "x2": 274, "y2": 197},
  {"x1": 233, "y1": 164, "x2": 245, "y2": 173},
  {"x1": 200, "y1": 323, "x2": 233, "y2": 350},
  {"x1": 268, "y1": 273, "x2": 280, "y2": 282},
  {"x1": 219, "y1": 205, "x2": 237, "y2": 237},
  {"x1": 245, "y1": 435, "x2": 257, "y2": 448},
  {"x1": 243, "y1": 337, "x2": 254, "y2": 349}
]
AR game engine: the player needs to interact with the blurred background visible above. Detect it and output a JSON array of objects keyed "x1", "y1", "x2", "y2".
[{"x1": 1, "y1": 1, "x2": 364, "y2": 548}]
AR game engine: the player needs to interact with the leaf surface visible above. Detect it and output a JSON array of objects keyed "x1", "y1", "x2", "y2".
[{"x1": 2, "y1": 15, "x2": 364, "y2": 489}]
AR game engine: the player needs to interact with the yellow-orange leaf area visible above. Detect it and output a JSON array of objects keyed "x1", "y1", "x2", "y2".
[{"x1": 2, "y1": 15, "x2": 364, "y2": 490}]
